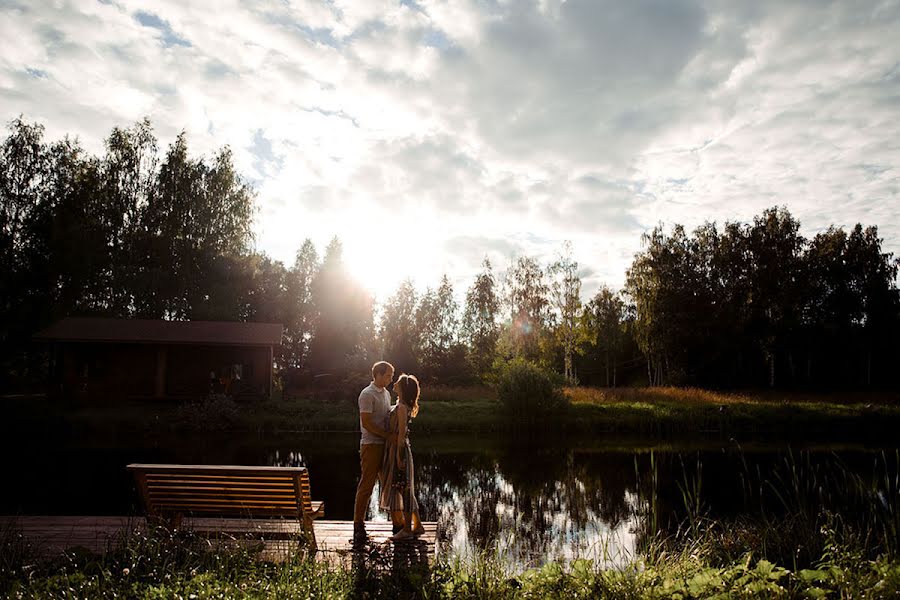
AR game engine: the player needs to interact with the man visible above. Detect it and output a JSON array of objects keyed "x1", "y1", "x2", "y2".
[{"x1": 353, "y1": 360, "x2": 395, "y2": 542}]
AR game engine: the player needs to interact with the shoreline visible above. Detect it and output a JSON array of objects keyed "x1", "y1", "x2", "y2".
[{"x1": 3, "y1": 386, "x2": 900, "y2": 440}]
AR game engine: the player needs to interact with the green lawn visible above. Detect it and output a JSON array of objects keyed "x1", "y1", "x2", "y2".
[{"x1": 4, "y1": 385, "x2": 899, "y2": 438}]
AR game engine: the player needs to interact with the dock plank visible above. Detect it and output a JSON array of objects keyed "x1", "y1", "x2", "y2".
[{"x1": 0, "y1": 516, "x2": 438, "y2": 564}]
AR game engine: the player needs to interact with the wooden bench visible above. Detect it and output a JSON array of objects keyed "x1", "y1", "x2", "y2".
[{"x1": 127, "y1": 464, "x2": 325, "y2": 549}]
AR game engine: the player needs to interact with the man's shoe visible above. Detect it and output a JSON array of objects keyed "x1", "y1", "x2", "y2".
[
  {"x1": 352, "y1": 523, "x2": 368, "y2": 544},
  {"x1": 392, "y1": 524, "x2": 404, "y2": 535},
  {"x1": 411, "y1": 525, "x2": 425, "y2": 537}
]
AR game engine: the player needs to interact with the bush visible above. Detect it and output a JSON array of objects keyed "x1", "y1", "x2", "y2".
[
  {"x1": 494, "y1": 358, "x2": 567, "y2": 423},
  {"x1": 175, "y1": 393, "x2": 239, "y2": 431}
]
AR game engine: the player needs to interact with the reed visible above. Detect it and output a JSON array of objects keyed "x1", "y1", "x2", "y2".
[{"x1": 638, "y1": 448, "x2": 900, "y2": 571}]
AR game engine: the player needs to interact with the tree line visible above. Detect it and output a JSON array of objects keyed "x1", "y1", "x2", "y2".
[{"x1": 2, "y1": 118, "x2": 898, "y2": 392}]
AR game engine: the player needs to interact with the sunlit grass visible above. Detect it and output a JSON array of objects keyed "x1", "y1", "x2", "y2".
[
  {"x1": 3, "y1": 385, "x2": 899, "y2": 438},
  {"x1": 566, "y1": 385, "x2": 900, "y2": 406},
  {"x1": 567, "y1": 385, "x2": 748, "y2": 406}
]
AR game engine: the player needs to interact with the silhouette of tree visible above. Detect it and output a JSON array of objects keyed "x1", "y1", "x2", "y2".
[
  {"x1": 502, "y1": 255, "x2": 552, "y2": 363},
  {"x1": 582, "y1": 286, "x2": 626, "y2": 387},
  {"x1": 462, "y1": 258, "x2": 500, "y2": 381},
  {"x1": 307, "y1": 238, "x2": 374, "y2": 375},
  {"x1": 381, "y1": 278, "x2": 420, "y2": 375},
  {"x1": 416, "y1": 274, "x2": 464, "y2": 381}
]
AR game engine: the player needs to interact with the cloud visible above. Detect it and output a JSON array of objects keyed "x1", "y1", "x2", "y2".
[{"x1": 1, "y1": 0, "x2": 898, "y2": 301}]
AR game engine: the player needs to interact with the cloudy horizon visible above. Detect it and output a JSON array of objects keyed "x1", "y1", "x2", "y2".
[{"x1": 3, "y1": 0, "x2": 899, "y2": 301}]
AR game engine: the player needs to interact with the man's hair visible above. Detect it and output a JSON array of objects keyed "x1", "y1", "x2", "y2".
[{"x1": 372, "y1": 361, "x2": 394, "y2": 379}]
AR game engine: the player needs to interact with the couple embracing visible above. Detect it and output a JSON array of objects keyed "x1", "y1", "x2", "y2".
[{"x1": 353, "y1": 361, "x2": 424, "y2": 543}]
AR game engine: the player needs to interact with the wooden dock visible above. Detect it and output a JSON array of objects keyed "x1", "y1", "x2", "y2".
[{"x1": 0, "y1": 516, "x2": 438, "y2": 565}]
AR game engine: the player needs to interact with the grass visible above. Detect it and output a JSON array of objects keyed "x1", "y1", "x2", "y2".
[
  {"x1": 3, "y1": 521, "x2": 900, "y2": 598},
  {"x1": 565, "y1": 386, "x2": 900, "y2": 437},
  {"x1": 3, "y1": 385, "x2": 899, "y2": 439}
]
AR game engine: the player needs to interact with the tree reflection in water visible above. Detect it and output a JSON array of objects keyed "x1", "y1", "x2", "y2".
[
  {"x1": 261, "y1": 441, "x2": 645, "y2": 568},
  {"x1": 194, "y1": 435, "x2": 900, "y2": 570},
  {"x1": 415, "y1": 442, "x2": 642, "y2": 568}
]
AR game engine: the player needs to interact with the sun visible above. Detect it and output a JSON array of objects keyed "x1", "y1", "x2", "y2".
[{"x1": 341, "y1": 212, "x2": 443, "y2": 301}]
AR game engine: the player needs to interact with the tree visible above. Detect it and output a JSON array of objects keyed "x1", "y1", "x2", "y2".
[
  {"x1": 549, "y1": 241, "x2": 582, "y2": 384},
  {"x1": 583, "y1": 286, "x2": 625, "y2": 387},
  {"x1": 705, "y1": 221, "x2": 753, "y2": 385},
  {"x1": 381, "y1": 278, "x2": 419, "y2": 375},
  {"x1": 624, "y1": 225, "x2": 700, "y2": 385},
  {"x1": 503, "y1": 255, "x2": 552, "y2": 362},
  {"x1": 462, "y1": 258, "x2": 500, "y2": 380},
  {"x1": 283, "y1": 239, "x2": 319, "y2": 372},
  {"x1": 0, "y1": 117, "x2": 48, "y2": 348},
  {"x1": 99, "y1": 118, "x2": 158, "y2": 315},
  {"x1": 307, "y1": 238, "x2": 374, "y2": 374},
  {"x1": 745, "y1": 207, "x2": 805, "y2": 387},
  {"x1": 140, "y1": 133, "x2": 255, "y2": 319},
  {"x1": 415, "y1": 274, "x2": 461, "y2": 381},
  {"x1": 845, "y1": 224, "x2": 900, "y2": 386}
]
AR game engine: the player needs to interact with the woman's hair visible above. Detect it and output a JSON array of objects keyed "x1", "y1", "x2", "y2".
[{"x1": 396, "y1": 373, "x2": 420, "y2": 418}]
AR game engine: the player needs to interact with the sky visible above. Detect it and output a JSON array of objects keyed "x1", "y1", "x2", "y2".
[{"x1": 2, "y1": 0, "x2": 899, "y2": 302}]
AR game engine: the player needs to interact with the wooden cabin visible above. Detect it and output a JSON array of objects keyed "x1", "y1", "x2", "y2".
[{"x1": 34, "y1": 318, "x2": 282, "y2": 400}]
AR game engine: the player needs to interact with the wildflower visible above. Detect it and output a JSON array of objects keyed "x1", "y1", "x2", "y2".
[{"x1": 122, "y1": 567, "x2": 130, "y2": 576}]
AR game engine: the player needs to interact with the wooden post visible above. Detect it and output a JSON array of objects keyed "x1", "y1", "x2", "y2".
[{"x1": 155, "y1": 346, "x2": 167, "y2": 398}]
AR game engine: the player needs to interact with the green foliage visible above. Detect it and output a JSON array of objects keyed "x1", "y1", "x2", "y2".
[
  {"x1": 306, "y1": 238, "x2": 375, "y2": 375},
  {"x1": 381, "y1": 278, "x2": 420, "y2": 374},
  {"x1": 624, "y1": 207, "x2": 900, "y2": 388},
  {"x1": 0, "y1": 117, "x2": 259, "y2": 386},
  {"x1": 282, "y1": 238, "x2": 318, "y2": 375},
  {"x1": 503, "y1": 255, "x2": 553, "y2": 363},
  {"x1": 463, "y1": 258, "x2": 501, "y2": 381},
  {"x1": 548, "y1": 241, "x2": 583, "y2": 384},
  {"x1": 174, "y1": 393, "x2": 240, "y2": 431},
  {"x1": 5, "y1": 528, "x2": 900, "y2": 600},
  {"x1": 416, "y1": 275, "x2": 465, "y2": 382},
  {"x1": 494, "y1": 357, "x2": 567, "y2": 421},
  {"x1": 581, "y1": 285, "x2": 627, "y2": 387}
]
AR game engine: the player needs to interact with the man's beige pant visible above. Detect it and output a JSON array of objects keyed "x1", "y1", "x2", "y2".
[{"x1": 353, "y1": 443, "x2": 384, "y2": 524}]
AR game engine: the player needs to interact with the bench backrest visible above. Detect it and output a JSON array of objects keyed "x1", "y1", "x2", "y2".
[{"x1": 127, "y1": 464, "x2": 314, "y2": 519}]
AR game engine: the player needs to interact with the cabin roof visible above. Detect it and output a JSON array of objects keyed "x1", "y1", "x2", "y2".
[{"x1": 34, "y1": 318, "x2": 283, "y2": 347}]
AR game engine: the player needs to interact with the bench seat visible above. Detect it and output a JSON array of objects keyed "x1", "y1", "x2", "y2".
[{"x1": 128, "y1": 464, "x2": 324, "y2": 549}]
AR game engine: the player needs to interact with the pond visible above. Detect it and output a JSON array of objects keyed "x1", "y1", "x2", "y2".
[{"x1": 1, "y1": 430, "x2": 897, "y2": 568}]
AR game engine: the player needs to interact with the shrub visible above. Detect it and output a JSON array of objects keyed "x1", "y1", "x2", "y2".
[
  {"x1": 494, "y1": 358, "x2": 567, "y2": 423},
  {"x1": 175, "y1": 393, "x2": 239, "y2": 431}
]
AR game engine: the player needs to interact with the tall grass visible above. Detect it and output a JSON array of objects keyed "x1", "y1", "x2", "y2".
[{"x1": 638, "y1": 448, "x2": 900, "y2": 571}]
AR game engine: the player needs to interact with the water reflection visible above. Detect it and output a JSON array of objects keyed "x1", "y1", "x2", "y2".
[
  {"x1": 269, "y1": 450, "x2": 306, "y2": 468},
  {"x1": 266, "y1": 441, "x2": 653, "y2": 567},
  {"x1": 416, "y1": 449, "x2": 641, "y2": 567},
  {"x1": 2, "y1": 432, "x2": 896, "y2": 570}
]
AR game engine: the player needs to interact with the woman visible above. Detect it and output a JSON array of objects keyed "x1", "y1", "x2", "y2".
[{"x1": 380, "y1": 373, "x2": 425, "y2": 541}]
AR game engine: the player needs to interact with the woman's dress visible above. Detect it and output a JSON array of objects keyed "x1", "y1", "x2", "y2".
[{"x1": 379, "y1": 403, "x2": 419, "y2": 514}]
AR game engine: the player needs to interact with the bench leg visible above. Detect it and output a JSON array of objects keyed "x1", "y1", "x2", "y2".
[{"x1": 302, "y1": 514, "x2": 317, "y2": 551}]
